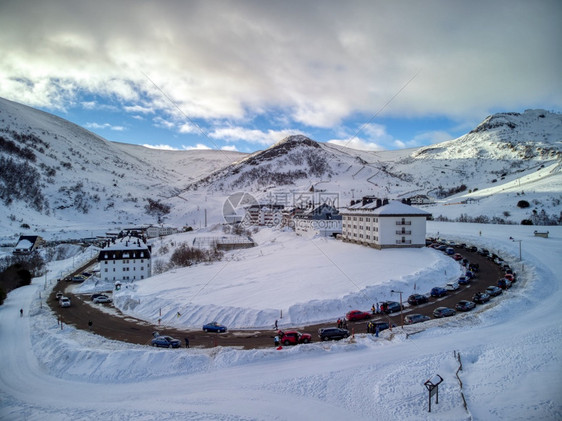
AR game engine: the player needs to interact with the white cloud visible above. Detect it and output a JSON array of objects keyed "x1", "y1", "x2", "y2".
[
  {"x1": 0, "y1": 1, "x2": 559, "y2": 130},
  {"x1": 142, "y1": 144, "x2": 179, "y2": 150},
  {"x1": 209, "y1": 127, "x2": 303, "y2": 146},
  {"x1": 181, "y1": 143, "x2": 211, "y2": 150},
  {"x1": 328, "y1": 138, "x2": 383, "y2": 152},
  {"x1": 85, "y1": 122, "x2": 125, "y2": 131},
  {"x1": 221, "y1": 145, "x2": 238, "y2": 152}
]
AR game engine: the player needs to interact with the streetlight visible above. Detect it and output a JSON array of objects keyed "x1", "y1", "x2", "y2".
[{"x1": 391, "y1": 289, "x2": 404, "y2": 328}]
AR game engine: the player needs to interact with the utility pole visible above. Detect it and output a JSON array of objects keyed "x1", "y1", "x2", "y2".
[{"x1": 391, "y1": 289, "x2": 404, "y2": 328}]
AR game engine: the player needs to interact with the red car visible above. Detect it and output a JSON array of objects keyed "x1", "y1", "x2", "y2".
[
  {"x1": 280, "y1": 331, "x2": 312, "y2": 346},
  {"x1": 453, "y1": 253, "x2": 463, "y2": 261},
  {"x1": 346, "y1": 310, "x2": 371, "y2": 321}
]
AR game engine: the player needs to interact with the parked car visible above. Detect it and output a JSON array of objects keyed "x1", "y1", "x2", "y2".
[
  {"x1": 505, "y1": 273, "x2": 515, "y2": 283},
  {"x1": 202, "y1": 322, "x2": 227, "y2": 333},
  {"x1": 431, "y1": 287, "x2": 447, "y2": 298},
  {"x1": 91, "y1": 293, "x2": 107, "y2": 301},
  {"x1": 93, "y1": 295, "x2": 112, "y2": 304},
  {"x1": 465, "y1": 270, "x2": 474, "y2": 279},
  {"x1": 445, "y1": 247, "x2": 455, "y2": 255},
  {"x1": 445, "y1": 281, "x2": 459, "y2": 291},
  {"x1": 59, "y1": 297, "x2": 71, "y2": 308},
  {"x1": 404, "y1": 314, "x2": 431, "y2": 324},
  {"x1": 472, "y1": 292, "x2": 491, "y2": 304},
  {"x1": 367, "y1": 321, "x2": 396, "y2": 333},
  {"x1": 433, "y1": 307, "x2": 456, "y2": 318},
  {"x1": 497, "y1": 278, "x2": 512, "y2": 290},
  {"x1": 346, "y1": 310, "x2": 371, "y2": 321},
  {"x1": 407, "y1": 294, "x2": 428, "y2": 305},
  {"x1": 455, "y1": 300, "x2": 476, "y2": 312},
  {"x1": 458, "y1": 276, "x2": 470, "y2": 285},
  {"x1": 461, "y1": 258, "x2": 470, "y2": 266},
  {"x1": 380, "y1": 301, "x2": 403, "y2": 314},
  {"x1": 478, "y1": 249, "x2": 489, "y2": 256},
  {"x1": 453, "y1": 253, "x2": 463, "y2": 261},
  {"x1": 151, "y1": 335, "x2": 181, "y2": 348},
  {"x1": 486, "y1": 286, "x2": 503, "y2": 297},
  {"x1": 469, "y1": 263, "x2": 480, "y2": 272},
  {"x1": 468, "y1": 246, "x2": 478, "y2": 252},
  {"x1": 280, "y1": 331, "x2": 312, "y2": 345},
  {"x1": 318, "y1": 327, "x2": 349, "y2": 341},
  {"x1": 55, "y1": 291, "x2": 63, "y2": 300},
  {"x1": 71, "y1": 274, "x2": 87, "y2": 282}
]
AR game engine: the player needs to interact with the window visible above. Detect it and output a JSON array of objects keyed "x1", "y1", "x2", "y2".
[{"x1": 104, "y1": 268, "x2": 108, "y2": 272}]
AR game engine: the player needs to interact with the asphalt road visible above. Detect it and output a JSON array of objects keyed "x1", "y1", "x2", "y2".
[{"x1": 49, "y1": 245, "x2": 505, "y2": 349}]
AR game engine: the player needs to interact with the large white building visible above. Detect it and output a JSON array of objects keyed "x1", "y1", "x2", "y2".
[
  {"x1": 340, "y1": 200, "x2": 431, "y2": 249},
  {"x1": 98, "y1": 236, "x2": 152, "y2": 282}
]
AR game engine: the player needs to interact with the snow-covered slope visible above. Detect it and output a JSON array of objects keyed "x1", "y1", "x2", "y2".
[
  {"x1": 1, "y1": 96, "x2": 561, "y2": 240},
  {"x1": 0, "y1": 97, "x2": 243, "y2": 238}
]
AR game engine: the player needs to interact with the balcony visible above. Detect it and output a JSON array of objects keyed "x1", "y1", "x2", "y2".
[
  {"x1": 396, "y1": 239, "x2": 412, "y2": 245},
  {"x1": 396, "y1": 221, "x2": 412, "y2": 225},
  {"x1": 396, "y1": 230, "x2": 412, "y2": 235}
]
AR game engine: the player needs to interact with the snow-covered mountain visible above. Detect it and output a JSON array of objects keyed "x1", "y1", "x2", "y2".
[{"x1": 0, "y1": 96, "x2": 561, "y2": 240}]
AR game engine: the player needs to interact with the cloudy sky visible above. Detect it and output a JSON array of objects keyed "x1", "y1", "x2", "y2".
[{"x1": 1, "y1": 0, "x2": 560, "y2": 152}]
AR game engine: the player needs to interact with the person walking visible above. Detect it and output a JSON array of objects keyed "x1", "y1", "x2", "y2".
[
  {"x1": 274, "y1": 335, "x2": 280, "y2": 347},
  {"x1": 20, "y1": 308, "x2": 23, "y2": 317},
  {"x1": 184, "y1": 337, "x2": 190, "y2": 348},
  {"x1": 88, "y1": 320, "x2": 93, "y2": 330}
]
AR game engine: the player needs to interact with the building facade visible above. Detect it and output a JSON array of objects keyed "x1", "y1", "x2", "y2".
[
  {"x1": 98, "y1": 236, "x2": 152, "y2": 282},
  {"x1": 341, "y1": 200, "x2": 431, "y2": 249},
  {"x1": 294, "y1": 204, "x2": 342, "y2": 237}
]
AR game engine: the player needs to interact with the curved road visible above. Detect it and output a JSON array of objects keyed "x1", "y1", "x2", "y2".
[{"x1": 50, "y1": 245, "x2": 504, "y2": 349}]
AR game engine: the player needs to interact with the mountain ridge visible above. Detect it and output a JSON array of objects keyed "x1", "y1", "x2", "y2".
[{"x1": 0, "y1": 97, "x2": 560, "y2": 238}]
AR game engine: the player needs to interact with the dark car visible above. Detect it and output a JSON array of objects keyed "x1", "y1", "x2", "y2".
[
  {"x1": 465, "y1": 270, "x2": 474, "y2": 279},
  {"x1": 404, "y1": 314, "x2": 431, "y2": 324},
  {"x1": 486, "y1": 285, "x2": 503, "y2": 297},
  {"x1": 151, "y1": 335, "x2": 181, "y2": 348},
  {"x1": 455, "y1": 300, "x2": 476, "y2": 311},
  {"x1": 469, "y1": 263, "x2": 480, "y2": 272},
  {"x1": 202, "y1": 322, "x2": 227, "y2": 333},
  {"x1": 430, "y1": 287, "x2": 447, "y2": 298},
  {"x1": 458, "y1": 276, "x2": 470, "y2": 285},
  {"x1": 318, "y1": 327, "x2": 349, "y2": 341},
  {"x1": 380, "y1": 301, "x2": 403, "y2": 314},
  {"x1": 280, "y1": 331, "x2": 312, "y2": 345},
  {"x1": 408, "y1": 294, "x2": 429, "y2": 305},
  {"x1": 497, "y1": 278, "x2": 512, "y2": 290},
  {"x1": 472, "y1": 292, "x2": 491, "y2": 304},
  {"x1": 468, "y1": 246, "x2": 478, "y2": 252},
  {"x1": 367, "y1": 321, "x2": 395, "y2": 333},
  {"x1": 433, "y1": 307, "x2": 456, "y2": 318},
  {"x1": 478, "y1": 249, "x2": 489, "y2": 256}
]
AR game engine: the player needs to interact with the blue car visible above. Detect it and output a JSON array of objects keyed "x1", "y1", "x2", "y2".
[
  {"x1": 151, "y1": 336, "x2": 181, "y2": 348},
  {"x1": 458, "y1": 276, "x2": 470, "y2": 285},
  {"x1": 433, "y1": 307, "x2": 456, "y2": 318},
  {"x1": 203, "y1": 321, "x2": 227, "y2": 333},
  {"x1": 431, "y1": 287, "x2": 447, "y2": 298}
]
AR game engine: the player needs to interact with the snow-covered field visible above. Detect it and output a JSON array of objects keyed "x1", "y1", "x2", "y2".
[{"x1": 1, "y1": 222, "x2": 561, "y2": 420}]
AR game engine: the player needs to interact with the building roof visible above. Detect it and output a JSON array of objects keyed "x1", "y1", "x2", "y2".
[
  {"x1": 373, "y1": 201, "x2": 431, "y2": 216},
  {"x1": 343, "y1": 200, "x2": 431, "y2": 217},
  {"x1": 98, "y1": 235, "x2": 151, "y2": 261}
]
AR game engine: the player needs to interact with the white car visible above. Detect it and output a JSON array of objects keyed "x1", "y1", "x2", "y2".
[
  {"x1": 445, "y1": 281, "x2": 459, "y2": 291},
  {"x1": 59, "y1": 297, "x2": 71, "y2": 307},
  {"x1": 93, "y1": 295, "x2": 112, "y2": 304}
]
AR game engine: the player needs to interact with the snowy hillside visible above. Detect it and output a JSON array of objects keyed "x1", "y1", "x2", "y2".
[
  {"x1": 1, "y1": 97, "x2": 561, "y2": 241},
  {"x1": 0, "y1": 97, "x2": 242, "y2": 239}
]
